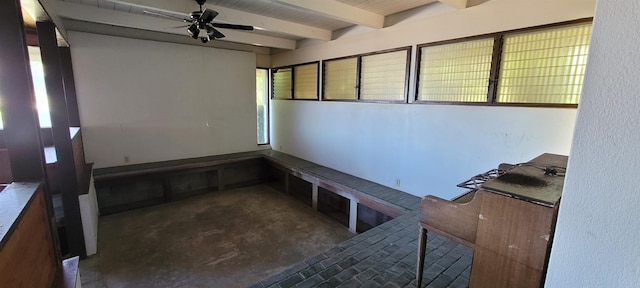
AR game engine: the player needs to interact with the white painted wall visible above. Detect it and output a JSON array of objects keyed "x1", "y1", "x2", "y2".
[
  {"x1": 79, "y1": 174, "x2": 98, "y2": 256},
  {"x1": 271, "y1": 0, "x2": 594, "y2": 199},
  {"x1": 69, "y1": 32, "x2": 259, "y2": 168},
  {"x1": 546, "y1": 0, "x2": 640, "y2": 286},
  {"x1": 272, "y1": 101, "x2": 576, "y2": 199}
]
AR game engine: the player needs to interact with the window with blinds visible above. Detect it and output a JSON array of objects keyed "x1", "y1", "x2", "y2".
[
  {"x1": 360, "y1": 49, "x2": 408, "y2": 101},
  {"x1": 293, "y1": 63, "x2": 318, "y2": 100},
  {"x1": 417, "y1": 38, "x2": 494, "y2": 102},
  {"x1": 414, "y1": 20, "x2": 591, "y2": 106},
  {"x1": 497, "y1": 22, "x2": 592, "y2": 104},
  {"x1": 272, "y1": 67, "x2": 292, "y2": 99},
  {"x1": 323, "y1": 57, "x2": 358, "y2": 100}
]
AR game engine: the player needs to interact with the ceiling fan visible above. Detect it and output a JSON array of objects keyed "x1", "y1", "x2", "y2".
[{"x1": 144, "y1": 0, "x2": 254, "y2": 43}]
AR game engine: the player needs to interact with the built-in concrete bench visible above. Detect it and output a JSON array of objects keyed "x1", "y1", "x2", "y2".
[
  {"x1": 93, "y1": 151, "x2": 269, "y2": 214},
  {"x1": 93, "y1": 150, "x2": 418, "y2": 233},
  {"x1": 261, "y1": 150, "x2": 419, "y2": 233}
]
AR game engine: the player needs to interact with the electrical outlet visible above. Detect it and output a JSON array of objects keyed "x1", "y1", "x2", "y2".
[
  {"x1": 395, "y1": 178, "x2": 401, "y2": 187},
  {"x1": 124, "y1": 156, "x2": 130, "y2": 163}
]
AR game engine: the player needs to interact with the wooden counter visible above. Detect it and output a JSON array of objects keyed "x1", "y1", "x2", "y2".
[
  {"x1": 0, "y1": 182, "x2": 59, "y2": 287},
  {"x1": 417, "y1": 153, "x2": 567, "y2": 288}
]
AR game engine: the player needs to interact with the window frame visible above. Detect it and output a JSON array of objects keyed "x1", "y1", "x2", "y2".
[
  {"x1": 414, "y1": 18, "x2": 592, "y2": 108},
  {"x1": 271, "y1": 61, "x2": 320, "y2": 101},
  {"x1": 256, "y1": 67, "x2": 270, "y2": 145},
  {"x1": 322, "y1": 47, "x2": 411, "y2": 104}
]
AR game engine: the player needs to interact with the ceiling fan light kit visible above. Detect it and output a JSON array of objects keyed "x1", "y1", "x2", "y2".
[{"x1": 146, "y1": 0, "x2": 254, "y2": 44}]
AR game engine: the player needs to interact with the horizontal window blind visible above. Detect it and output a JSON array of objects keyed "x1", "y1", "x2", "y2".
[
  {"x1": 324, "y1": 57, "x2": 357, "y2": 100},
  {"x1": 417, "y1": 38, "x2": 494, "y2": 102},
  {"x1": 360, "y1": 50, "x2": 407, "y2": 101},
  {"x1": 294, "y1": 63, "x2": 318, "y2": 99},
  {"x1": 272, "y1": 68, "x2": 292, "y2": 99},
  {"x1": 497, "y1": 22, "x2": 592, "y2": 104}
]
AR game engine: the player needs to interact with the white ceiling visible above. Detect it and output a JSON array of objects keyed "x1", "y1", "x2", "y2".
[{"x1": 52, "y1": 0, "x2": 486, "y2": 52}]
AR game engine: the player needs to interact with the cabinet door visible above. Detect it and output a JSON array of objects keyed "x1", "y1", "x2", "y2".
[{"x1": 470, "y1": 191, "x2": 554, "y2": 287}]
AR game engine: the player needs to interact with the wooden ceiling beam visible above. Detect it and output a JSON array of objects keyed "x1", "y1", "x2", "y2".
[
  {"x1": 275, "y1": 0, "x2": 385, "y2": 29},
  {"x1": 439, "y1": 0, "x2": 490, "y2": 10}
]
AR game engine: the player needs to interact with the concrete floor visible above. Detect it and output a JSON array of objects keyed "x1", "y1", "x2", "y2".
[{"x1": 80, "y1": 184, "x2": 354, "y2": 288}]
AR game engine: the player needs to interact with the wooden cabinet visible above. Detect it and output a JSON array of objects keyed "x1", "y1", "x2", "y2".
[
  {"x1": 0, "y1": 184, "x2": 58, "y2": 288},
  {"x1": 417, "y1": 153, "x2": 566, "y2": 288}
]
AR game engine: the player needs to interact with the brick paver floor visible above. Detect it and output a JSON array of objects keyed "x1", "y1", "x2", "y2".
[{"x1": 249, "y1": 210, "x2": 472, "y2": 288}]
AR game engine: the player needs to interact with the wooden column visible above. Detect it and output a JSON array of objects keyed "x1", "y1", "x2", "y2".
[
  {"x1": 37, "y1": 21, "x2": 86, "y2": 258},
  {"x1": 58, "y1": 47, "x2": 82, "y2": 127},
  {"x1": 0, "y1": 0, "x2": 46, "y2": 181}
]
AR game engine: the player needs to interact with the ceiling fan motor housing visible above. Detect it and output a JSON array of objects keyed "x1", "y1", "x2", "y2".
[{"x1": 189, "y1": 11, "x2": 201, "y2": 22}]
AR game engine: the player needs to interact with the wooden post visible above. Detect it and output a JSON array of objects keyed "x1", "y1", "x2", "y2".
[
  {"x1": 37, "y1": 21, "x2": 86, "y2": 258},
  {"x1": 416, "y1": 227, "x2": 428, "y2": 288},
  {"x1": 0, "y1": 0, "x2": 46, "y2": 182},
  {"x1": 58, "y1": 47, "x2": 82, "y2": 127}
]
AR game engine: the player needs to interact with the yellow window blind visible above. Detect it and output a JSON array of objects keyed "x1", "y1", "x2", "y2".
[
  {"x1": 497, "y1": 22, "x2": 592, "y2": 104},
  {"x1": 272, "y1": 68, "x2": 292, "y2": 99},
  {"x1": 360, "y1": 50, "x2": 408, "y2": 101},
  {"x1": 324, "y1": 57, "x2": 357, "y2": 100},
  {"x1": 293, "y1": 63, "x2": 318, "y2": 99},
  {"x1": 417, "y1": 38, "x2": 494, "y2": 102}
]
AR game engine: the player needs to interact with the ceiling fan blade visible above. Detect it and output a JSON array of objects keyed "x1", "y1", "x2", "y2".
[
  {"x1": 188, "y1": 23, "x2": 199, "y2": 39},
  {"x1": 211, "y1": 27, "x2": 225, "y2": 39},
  {"x1": 162, "y1": 24, "x2": 189, "y2": 30},
  {"x1": 212, "y1": 23, "x2": 254, "y2": 31},
  {"x1": 144, "y1": 10, "x2": 190, "y2": 22},
  {"x1": 200, "y1": 8, "x2": 218, "y2": 23}
]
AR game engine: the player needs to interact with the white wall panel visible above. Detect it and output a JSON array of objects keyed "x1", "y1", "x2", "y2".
[
  {"x1": 69, "y1": 32, "x2": 258, "y2": 168},
  {"x1": 271, "y1": 101, "x2": 576, "y2": 199}
]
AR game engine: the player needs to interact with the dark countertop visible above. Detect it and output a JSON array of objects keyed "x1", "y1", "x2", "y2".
[
  {"x1": 93, "y1": 150, "x2": 269, "y2": 180},
  {"x1": 481, "y1": 153, "x2": 568, "y2": 207},
  {"x1": 0, "y1": 182, "x2": 41, "y2": 250}
]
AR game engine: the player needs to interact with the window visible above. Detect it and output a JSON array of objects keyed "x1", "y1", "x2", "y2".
[
  {"x1": 416, "y1": 20, "x2": 592, "y2": 106},
  {"x1": 360, "y1": 50, "x2": 408, "y2": 101},
  {"x1": 256, "y1": 68, "x2": 269, "y2": 145},
  {"x1": 30, "y1": 50, "x2": 52, "y2": 128},
  {"x1": 293, "y1": 63, "x2": 318, "y2": 99},
  {"x1": 324, "y1": 57, "x2": 358, "y2": 100},
  {"x1": 497, "y1": 22, "x2": 592, "y2": 104},
  {"x1": 272, "y1": 67, "x2": 291, "y2": 99},
  {"x1": 323, "y1": 47, "x2": 410, "y2": 102},
  {"x1": 271, "y1": 62, "x2": 319, "y2": 100},
  {"x1": 0, "y1": 46, "x2": 51, "y2": 129},
  {"x1": 417, "y1": 38, "x2": 494, "y2": 102}
]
